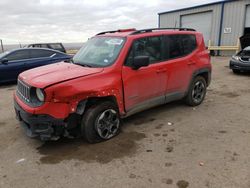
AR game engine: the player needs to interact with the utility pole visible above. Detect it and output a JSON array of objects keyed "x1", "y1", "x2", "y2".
[{"x1": 0, "y1": 39, "x2": 4, "y2": 52}]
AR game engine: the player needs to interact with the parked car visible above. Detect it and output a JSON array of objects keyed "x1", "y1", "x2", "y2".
[
  {"x1": 230, "y1": 46, "x2": 250, "y2": 73},
  {"x1": 0, "y1": 48, "x2": 71, "y2": 83},
  {"x1": 230, "y1": 34, "x2": 250, "y2": 73},
  {"x1": 27, "y1": 43, "x2": 66, "y2": 53},
  {"x1": 14, "y1": 28, "x2": 211, "y2": 142}
]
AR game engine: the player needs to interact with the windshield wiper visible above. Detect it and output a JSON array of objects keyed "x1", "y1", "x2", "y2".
[{"x1": 73, "y1": 62, "x2": 93, "y2": 67}]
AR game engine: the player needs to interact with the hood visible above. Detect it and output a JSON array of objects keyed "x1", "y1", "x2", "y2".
[
  {"x1": 240, "y1": 34, "x2": 250, "y2": 49},
  {"x1": 19, "y1": 62, "x2": 104, "y2": 88}
]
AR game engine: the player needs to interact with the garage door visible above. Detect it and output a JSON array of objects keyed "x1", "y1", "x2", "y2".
[
  {"x1": 181, "y1": 11, "x2": 212, "y2": 45},
  {"x1": 246, "y1": 5, "x2": 250, "y2": 27}
]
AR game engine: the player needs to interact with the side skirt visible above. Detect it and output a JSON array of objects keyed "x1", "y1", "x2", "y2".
[{"x1": 122, "y1": 92, "x2": 185, "y2": 118}]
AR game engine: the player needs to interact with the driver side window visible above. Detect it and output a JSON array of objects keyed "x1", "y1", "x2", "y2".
[
  {"x1": 126, "y1": 36, "x2": 162, "y2": 66},
  {"x1": 7, "y1": 50, "x2": 30, "y2": 62}
]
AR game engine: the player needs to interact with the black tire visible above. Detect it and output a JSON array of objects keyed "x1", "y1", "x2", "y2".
[
  {"x1": 232, "y1": 69, "x2": 241, "y2": 74},
  {"x1": 185, "y1": 76, "x2": 207, "y2": 106},
  {"x1": 81, "y1": 101, "x2": 121, "y2": 143}
]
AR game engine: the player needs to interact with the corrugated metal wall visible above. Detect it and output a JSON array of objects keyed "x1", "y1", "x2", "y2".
[
  {"x1": 159, "y1": 0, "x2": 250, "y2": 55},
  {"x1": 221, "y1": 0, "x2": 248, "y2": 46},
  {"x1": 159, "y1": 4, "x2": 222, "y2": 46}
]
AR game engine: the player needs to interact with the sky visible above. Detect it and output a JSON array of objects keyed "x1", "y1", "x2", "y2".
[{"x1": 0, "y1": 0, "x2": 220, "y2": 44}]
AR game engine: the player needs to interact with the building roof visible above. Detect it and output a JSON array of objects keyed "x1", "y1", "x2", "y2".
[{"x1": 158, "y1": 0, "x2": 239, "y2": 15}]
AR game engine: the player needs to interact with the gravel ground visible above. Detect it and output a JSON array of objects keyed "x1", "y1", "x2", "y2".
[{"x1": 0, "y1": 57, "x2": 250, "y2": 188}]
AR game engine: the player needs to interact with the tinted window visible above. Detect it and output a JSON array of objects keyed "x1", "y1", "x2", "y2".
[
  {"x1": 126, "y1": 36, "x2": 162, "y2": 65},
  {"x1": 30, "y1": 49, "x2": 54, "y2": 58},
  {"x1": 49, "y1": 44, "x2": 63, "y2": 49},
  {"x1": 41, "y1": 44, "x2": 48, "y2": 48},
  {"x1": 7, "y1": 50, "x2": 30, "y2": 61},
  {"x1": 164, "y1": 34, "x2": 197, "y2": 59}
]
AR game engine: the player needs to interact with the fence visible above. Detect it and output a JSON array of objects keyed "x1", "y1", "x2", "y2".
[{"x1": 208, "y1": 39, "x2": 241, "y2": 54}]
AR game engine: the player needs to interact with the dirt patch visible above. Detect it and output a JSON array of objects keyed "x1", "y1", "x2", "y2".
[
  {"x1": 162, "y1": 178, "x2": 173, "y2": 184},
  {"x1": 153, "y1": 133, "x2": 160, "y2": 137},
  {"x1": 133, "y1": 117, "x2": 156, "y2": 125},
  {"x1": 218, "y1": 130, "x2": 227, "y2": 134},
  {"x1": 37, "y1": 131, "x2": 146, "y2": 164},
  {"x1": 240, "y1": 89, "x2": 250, "y2": 93},
  {"x1": 155, "y1": 123, "x2": 164, "y2": 129},
  {"x1": 177, "y1": 180, "x2": 189, "y2": 188},
  {"x1": 129, "y1": 174, "x2": 137, "y2": 179},
  {"x1": 165, "y1": 162, "x2": 172, "y2": 167},
  {"x1": 220, "y1": 92, "x2": 240, "y2": 98},
  {"x1": 0, "y1": 122, "x2": 6, "y2": 126},
  {"x1": 166, "y1": 146, "x2": 174, "y2": 153}
]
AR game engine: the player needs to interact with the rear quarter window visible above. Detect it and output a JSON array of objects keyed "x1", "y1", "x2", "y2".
[{"x1": 164, "y1": 34, "x2": 197, "y2": 60}]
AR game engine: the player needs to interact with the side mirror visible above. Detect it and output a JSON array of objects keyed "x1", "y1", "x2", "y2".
[
  {"x1": 0, "y1": 58, "x2": 8, "y2": 65},
  {"x1": 132, "y1": 56, "x2": 150, "y2": 70}
]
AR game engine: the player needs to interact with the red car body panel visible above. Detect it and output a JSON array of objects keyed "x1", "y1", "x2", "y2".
[
  {"x1": 19, "y1": 63, "x2": 104, "y2": 88},
  {"x1": 14, "y1": 29, "x2": 211, "y2": 127}
]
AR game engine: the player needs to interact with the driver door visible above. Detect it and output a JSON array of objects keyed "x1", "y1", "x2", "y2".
[
  {"x1": 0, "y1": 50, "x2": 29, "y2": 82},
  {"x1": 122, "y1": 36, "x2": 167, "y2": 113}
]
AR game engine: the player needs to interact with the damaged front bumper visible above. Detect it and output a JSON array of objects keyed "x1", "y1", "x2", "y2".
[{"x1": 14, "y1": 99, "x2": 78, "y2": 141}]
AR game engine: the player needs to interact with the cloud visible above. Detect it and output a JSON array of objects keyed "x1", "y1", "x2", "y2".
[{"x1": 0, "y1": 0, "x2": 218, "y2": 44}]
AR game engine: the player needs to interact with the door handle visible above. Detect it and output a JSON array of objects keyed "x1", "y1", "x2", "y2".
[
  {"x1": 156, "y1": 69, "x2": 167, "y2": 73},
  {"x1": 187, "y1": 61, "x2": 196, "y2": 65}
]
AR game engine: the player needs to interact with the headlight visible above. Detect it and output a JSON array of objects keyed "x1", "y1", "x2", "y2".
[
  {"x1": 232, "y1": 55, "x2": 240, "y2": 61},
  {"x1": 36, "y1": 88, "x2": 45, "y2": 102}
]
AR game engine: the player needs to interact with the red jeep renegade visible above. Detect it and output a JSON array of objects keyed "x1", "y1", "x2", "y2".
[{"x1": 14, "y1": 28, "x2": 211, "y2": 143}]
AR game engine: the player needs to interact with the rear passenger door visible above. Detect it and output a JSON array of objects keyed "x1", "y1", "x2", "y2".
[{"x1": 163, "y1": 34, "x2": 197, "y2": 93}]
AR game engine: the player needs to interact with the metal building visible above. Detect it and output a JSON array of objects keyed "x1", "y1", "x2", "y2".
[{"x1": 158, "y1": 0, "x2": 250, "y2": 55}]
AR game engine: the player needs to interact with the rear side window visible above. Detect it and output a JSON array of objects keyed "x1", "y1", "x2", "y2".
[
  {"x1": 41, "y1": 44, "x2": 49, "y2": 48},
  {"x1": 49, "y1": 44, "x2": 62, "y2": 49},
  {"x1": 126, "y1": 36, "x2": 162, "y2": 65},
  {"x1": 164, "y1": 34, "x2": 197, "y2": 60},
  {"x1": 30, "y1": 49, "x2": 55, "y2": 58},
  {"x1": 49, "y1": 44, "x2": 65, "y2": 52},
  {"x1": 7, "y1": 50, "x2": 30, "y2": 61}
]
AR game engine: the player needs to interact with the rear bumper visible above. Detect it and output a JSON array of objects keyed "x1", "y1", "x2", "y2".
[
  {"x1": 230, "y1": 60, "x2": 250, "y2": 71},
  {"x1": 14, "y1": 99, "x2": 66, "y2": 141}
]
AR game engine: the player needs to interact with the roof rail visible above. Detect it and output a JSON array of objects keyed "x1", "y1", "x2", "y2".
[
  {"x1": 96, "y1": 28, "x2": 136, "y2": 35},
  {"x1": 96, "y1": 30, "x2": 118, "y2": 36},
  {"x1": 130, "y1": 28, "x2": 196, "y2": 35}
]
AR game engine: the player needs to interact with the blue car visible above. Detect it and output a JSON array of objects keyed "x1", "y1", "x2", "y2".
[{"x1": 0, "y1": 48, "x2": 72, "y2": 83}]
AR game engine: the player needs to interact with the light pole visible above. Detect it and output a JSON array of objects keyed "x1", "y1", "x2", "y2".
[{"x1": 0, "y1": 39, "x2": 4, "y2": 52}]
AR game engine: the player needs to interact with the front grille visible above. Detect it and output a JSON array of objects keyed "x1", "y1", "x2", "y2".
[{"x1": 17, "y1": 79, "x2": 31, "y2": 103}]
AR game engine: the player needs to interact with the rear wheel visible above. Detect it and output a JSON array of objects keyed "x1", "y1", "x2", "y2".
[
  {"x1": 185, "y1": 76, "x2": 207, "y2": 106},
  {"x1": 81, "y1": 101, "x2": 121, "y2": 143}
]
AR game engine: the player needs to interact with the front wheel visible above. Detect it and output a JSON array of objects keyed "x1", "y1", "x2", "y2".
[
  {"x1": 81, "y1": 101, "x2": 121, "y2": 143},
  {"x1": 232, "y1": 69, "x2": 241, "y2": 74},
  {"x1": 185, "y1": 76, "x2": 207, "y2": 106}
]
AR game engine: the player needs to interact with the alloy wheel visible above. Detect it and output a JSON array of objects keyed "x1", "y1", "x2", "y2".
[
  {"x1": 95, "y1": 109, "x2": 120, "y2": 139},
  {"x1": 192, "y1": 80, "x2": 205, "y2": 104}
]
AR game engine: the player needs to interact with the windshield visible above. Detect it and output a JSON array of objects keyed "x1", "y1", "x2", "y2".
[
  {"x1": 73, "y1": 37, "x2": 125, "y2": 67},
  {"x1": 0, "y1": 51, "x2": 10, "y2": 59}
]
